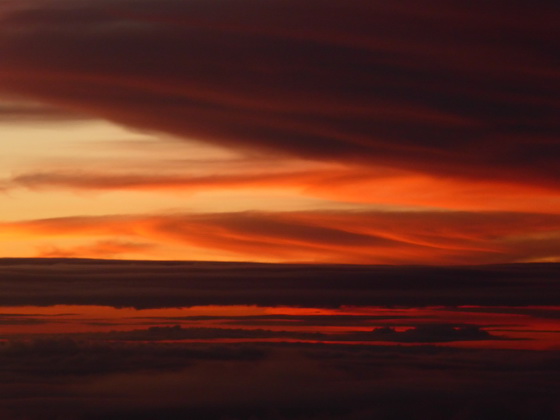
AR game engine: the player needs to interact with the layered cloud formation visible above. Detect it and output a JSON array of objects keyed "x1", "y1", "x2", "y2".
[
  {"x1": 0, "y1": 0, "x2": 558, "y2": 184},
  {"x1": 0, "y1": 259, "x2": 559, "y2": 419},
  {"x1": 0, "y1": 0, "x2": 559, "y2": 262},
  {"x1": 2, "y1": 210, "x2": 560, "y2": 264},
  {"x1": 1, "y1": 259, "x2": 559, "y2": 307}
]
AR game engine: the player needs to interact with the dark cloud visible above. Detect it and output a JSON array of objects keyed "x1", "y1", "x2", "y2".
[
  {"x1": 148, "y1": 314, "x2": 413, "y2": 327},
  {"x1": 444, "y1": 306, "x2": 560, "y2": 320},
  {"x1": 1, "y1": 339, "x2": 559, "y2": 419},
  {"x1": 1, "y1": 258, "x2": 559, "y2": 308},
  {"x1": 0, "y1": 0, "x2": 558, "y2": 186},
  {"x1": 73, "y1": 323, "x2": 501, "y2": 344},
  {"x1": 35, "y1": 239, "x2": 155, "y2": 259},
  {"x1": 0, "y1": 314, "x2": 48, "y2": 325},
  {"x1": 100, "y1": 325, "x2": 325, "y2": 341},
  {"x1": 0, "y1": 100, "x2": 87, "y2": 122},
  {"x1": 0, "y1": 338, "x2": 266, "y2": 377},
  {"x1": 367, "y1": 324, "x2": 493, "y2": 343}
]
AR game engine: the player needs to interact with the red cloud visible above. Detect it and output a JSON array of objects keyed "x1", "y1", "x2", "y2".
[
  {"x1": 7, "y1": 168, "x2": 560, "y2": 213},
  {"x1": 35, "y1": 239, "x2": 154, "y2": 259},
  {"x1": 2, "y1": 210, "x2": 560, "y2": 264}
]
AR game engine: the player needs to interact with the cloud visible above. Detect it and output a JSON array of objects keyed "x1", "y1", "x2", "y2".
[
  {"x1": 0, "y1": 0, "x2": 558, "y2": 187},
  {"x1": 8, "y1": 168, "x2": 330, "y2": 193},
  {"x1": 367, "y1": 324, "x2": 493, "y2": 343},
  {"x1": 6, "y1": 168, "x2": 560, "y2": 213},
  {"x1": 2, "y1": 210, "x2": 560, "y2": 264},
  {"x1": 1, "y1": 258, "x2": 559, "y2": 308},
  {"x1": 1, "y1": 338, "x2": 559, "y2": 419},
  {"x1": 443, "y1": 306, "x2": 560, "y2": 320},
  {"x1": 100, "y1": 325, "x2": 325, "y2": 342},
  {"x1": 156, "y1": 314, "x2": 413, "y2": 327},
  {"x1": 0, "y1": 314, "x2": 47, "y2": 325},
  {"x1": 0, "y1": 98, "x2": 87, "y2": 122},
  {"x1": 0, "y1": 338, "x2": 266, "y2": 377},
  {"x1": 35, "y1": 239, "x2": 155, "y2": 258},
  {"x1": 89, "y1": 323, "x2": 501, "y2": 344}
]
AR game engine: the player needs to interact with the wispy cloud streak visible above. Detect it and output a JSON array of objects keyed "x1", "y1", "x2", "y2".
[
  {"x1": 1, "y1": 210, "x2": 560, "y2": 264},
  {"x1": 5, "y1": 168, "x2": 560, "y2": 212},
  {"x1": 1, "y1": 259, "x2": 560, "y2": 308}
]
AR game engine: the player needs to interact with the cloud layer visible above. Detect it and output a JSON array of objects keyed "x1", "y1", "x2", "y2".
[
  {"x1": 1, "y1": 0, "x2": 559, "y2": 264},
  {"x1": 1, "y1": 0, "x2": 558, "y2": 186},
  {"x1": 1, "y1": 338, "x2": 559, "y2": 419},
  {"x1": 1, "y1": 259, "x2": 559, "y2": 308},
  {"x1": 2, "y1": 209, "x2": 560, "y2": 264},
  {"x1": 5, "y1": 167, "x2": 560, "y2": 213}
]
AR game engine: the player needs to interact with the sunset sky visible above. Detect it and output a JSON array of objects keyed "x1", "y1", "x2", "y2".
[
  {"x1": 1, "y1": 2, "x2": 560, "y2": 419},
  {"x1": 1, "y1": 0, "x2": 559, "y2": 264}
]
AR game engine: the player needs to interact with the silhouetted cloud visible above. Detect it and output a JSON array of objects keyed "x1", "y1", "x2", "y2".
[
  {"x1": 0, "y1": 0, "x2": 558, "y2": 187},
  {"x1": 152, "y1": 314, "x2": 413, "y2": 327},
  {"x1": 443, "y1": 306, "x2": 560, "y2": 320},
  {"x1": 368, "y1": 324, "x2": 492, "y2": 343},
  {"x1": 0, "y1": 338, "x2": 559, "y2": 419},
  {"x1": 35, "y1": 239, "x2": 155, "y2": 259},
  {"x1": 0, "y1": 314, "x2": 48, "y2": 325},
  {"x1": 113, "y1": 324, "x2": 501, "y2": 343},
  {"x1": 1, "y1": 258, "x2": 559, "y2": 308}
]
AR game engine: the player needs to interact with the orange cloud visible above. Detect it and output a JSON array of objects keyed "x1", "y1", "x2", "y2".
[
  {"x1": 9, "y1": 169, "x2": 328, "y2": 193},
  {"x1": 7, "y1": 167, "x2": 560, "y2": 213},
  {"x1": 2, "y1": 210, "x2": 560, "y2": 264},
  {"x1": 35, "y1": 239, "x2": 155, "y2": 259}
]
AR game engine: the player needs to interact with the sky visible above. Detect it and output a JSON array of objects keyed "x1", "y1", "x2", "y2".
[
  {"x1": 1, "y1": 2, "x2": 560, "y2": 419},
  {"x1": 0, "y1": 0, "x2": 559, "y2": 264}
]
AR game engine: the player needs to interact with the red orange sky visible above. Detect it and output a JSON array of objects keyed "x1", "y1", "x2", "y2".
[
  {"x1": 0, "y1": 0, "x2": 559, "y2": 264},
  {"x1": 1, "y1": 4, "x2": 560, "y2": 420}
]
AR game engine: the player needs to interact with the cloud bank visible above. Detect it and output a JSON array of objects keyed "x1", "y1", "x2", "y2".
[
  {"x1": 1, "y1": 258, "x2": 559, "y2": 308},
  {"x1": 0, "y1": 0, "x2": 558, "y2": 187},
  {"x1": 1, "y1": 338, "x2": 558, "y2": 419}
]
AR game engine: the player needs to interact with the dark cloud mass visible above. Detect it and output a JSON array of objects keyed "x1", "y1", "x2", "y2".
[
  {"x1": 0, "y1": 339, "x2": 559, "y2": 419},
  {"x1": 0, "y1": 0, "x2": 558, "y2": 185},
  {"x1": 1, "y1": 258, "x2": 560, "y2": 308},
  {"x1": 1, "y1": 260, "x2": 559, "y2": 419},
  {"x1": 76, "y1": 323, "x2": 500, "y2": 344}
]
